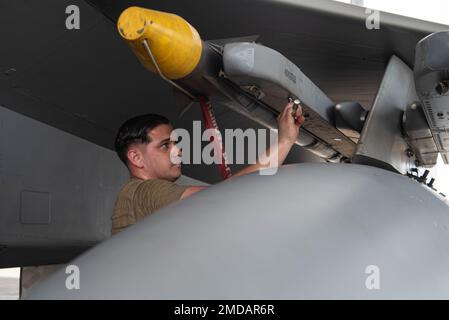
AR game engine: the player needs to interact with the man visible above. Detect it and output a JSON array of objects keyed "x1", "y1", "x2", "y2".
[{"x1": 111, "y1": 102, "x2": 305, "y2": 234}]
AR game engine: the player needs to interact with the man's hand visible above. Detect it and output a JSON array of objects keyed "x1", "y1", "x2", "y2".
[
  {"x1": 226, "y1": 101, "x2": 306, "y2": 179},
  {"x1": 277, "y1": 102, "x2": 306, "y2": 145}
]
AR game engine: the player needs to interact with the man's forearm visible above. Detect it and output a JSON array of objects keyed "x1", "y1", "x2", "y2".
[
  {"x1": 180, "y1": 139, "x2": 293, "y2": 198},
  {"x1": 232, "y1": 139, "x2": 294, "y2": 178},
  {"x1": 231, "y1": 101, "x2": 303, "y2": 178}
]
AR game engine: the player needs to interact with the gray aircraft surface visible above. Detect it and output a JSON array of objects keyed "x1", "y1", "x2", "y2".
[{"x1": 1, "y1": 0, "x2": 449, "y2": 299}]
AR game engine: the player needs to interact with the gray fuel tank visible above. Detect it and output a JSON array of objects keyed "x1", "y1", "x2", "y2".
[{"x1": 26, "y1": 164, "x2": 449, "y2": 299}]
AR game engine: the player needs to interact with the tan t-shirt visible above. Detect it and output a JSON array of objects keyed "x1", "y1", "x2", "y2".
[{"x1": 111, "y1": 178, "x2": 188, "y2": 235}]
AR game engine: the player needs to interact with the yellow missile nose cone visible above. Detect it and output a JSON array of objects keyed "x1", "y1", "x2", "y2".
[
  {"x1": 117, "y1": 6, "x2": 203, "y2": 80},
  {"x1": 118, "y1": 7, "x2": 148, "y2": 41}
]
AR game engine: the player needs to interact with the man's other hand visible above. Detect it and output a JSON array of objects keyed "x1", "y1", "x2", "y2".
[{"x1": 277, "y1": 102, "x2": 306, "y2": 145}]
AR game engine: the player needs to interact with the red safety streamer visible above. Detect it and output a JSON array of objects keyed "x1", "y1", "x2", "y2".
[{"x1": 199, "y1": 96, "x2": 232, "y2": 180}]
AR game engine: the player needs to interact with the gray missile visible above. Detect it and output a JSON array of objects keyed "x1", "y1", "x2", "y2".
[{"x1": 116, "y1": 6, "x2": 353, "y2": 163}]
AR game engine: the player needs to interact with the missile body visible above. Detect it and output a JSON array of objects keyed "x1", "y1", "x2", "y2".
[
  {"x1": 117, "y1": 6, "x2": 345, "y2": 162},
  {"x1": 118, "y1": 6, "x2": 203, "y2": 80}
]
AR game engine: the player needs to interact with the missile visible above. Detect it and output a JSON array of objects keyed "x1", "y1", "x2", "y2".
[
  {"x1": 118, "y1": 6, "x2": 202, "y2": 81},
  {"x1": 116, "y1": 6, "x2": 354, "y2": 163}
]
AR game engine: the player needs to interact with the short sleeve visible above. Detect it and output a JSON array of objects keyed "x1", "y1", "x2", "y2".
[{"x1": 133, "y1": 179, "x2": 188, "y2": 216}]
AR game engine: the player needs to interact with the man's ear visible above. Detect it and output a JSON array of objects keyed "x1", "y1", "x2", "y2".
[{"x1": 127, "y1": 147, "x2": 144, "y2": 168}]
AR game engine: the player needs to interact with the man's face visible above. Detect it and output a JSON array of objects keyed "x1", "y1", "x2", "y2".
[{"x1": 133, "y1": 124, "x2": 182, "y2": 181}]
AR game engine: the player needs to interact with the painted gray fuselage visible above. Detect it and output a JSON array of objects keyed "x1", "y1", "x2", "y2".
[{"x1": 27, "y1": 163, "x2": 449, "y2": 299}]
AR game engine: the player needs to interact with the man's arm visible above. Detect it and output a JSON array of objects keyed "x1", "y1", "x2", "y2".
[
  {"x1": 181, "y1": 101, "x2": 305, "y2": 198},
  {"x1": 231, "y1": 102, "x2": 305, "y2": 177},
  {"x1": 180, "y1": 186, "x2": 207, "y2": 199}
]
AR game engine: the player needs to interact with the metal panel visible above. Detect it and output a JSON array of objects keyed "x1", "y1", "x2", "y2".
[
  {"x1": 402, "y1": 103, "x2": 438, "y2": 167},
  {"x1": 353, "y1": 55, "x2": 418, "y2": 174},
  {"x1": 20, "y1": 191, "x2": 51, "y2": 225},
  {"x1": 0, "y1": 106, "x2": 130, "y2": 267},
  {"x1": 414, "y1": 31, "x2": 449, "y2": 164}
]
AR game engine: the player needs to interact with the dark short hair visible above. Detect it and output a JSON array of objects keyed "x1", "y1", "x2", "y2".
[{"x1": 114, "y1": 114, "x2": 170, "y2": 166}]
